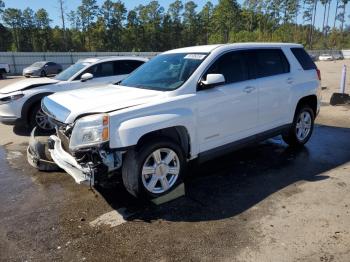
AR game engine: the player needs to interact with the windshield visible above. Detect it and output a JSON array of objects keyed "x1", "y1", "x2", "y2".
[
  {"x1": 120, "y1": 53, "x2": 207, "y2": 91},
  {"x1": 31, "y1": 62, "x2": 46, "y2": 67},
  {"x1": 54, "y1": 62, "x2": 90, "y2": 81}
]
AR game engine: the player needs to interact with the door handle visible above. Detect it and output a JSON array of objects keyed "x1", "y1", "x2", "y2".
[
  {"x1": 244, "y1": 86, "x2": 255, "y2": 93},
  {"x1": 286, "y1": 77, "x2": 294, "y2": 84}
]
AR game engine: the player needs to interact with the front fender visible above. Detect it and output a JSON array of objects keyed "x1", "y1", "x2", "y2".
[{"x1": 109, "y1": 108, "x2": 196, "y2": 153}]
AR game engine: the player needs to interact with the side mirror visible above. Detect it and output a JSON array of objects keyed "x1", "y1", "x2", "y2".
[
  {"x1": 81, "y1": 73, "x2": 93, "y2": 82},
  {"x1": 199, "y1": 74, "x2": 225, "y2": 89}
]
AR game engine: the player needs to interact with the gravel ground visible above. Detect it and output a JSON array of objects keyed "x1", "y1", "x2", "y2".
[{"x1": 0, "y1": 62, "x2": 350, "y2": 262}]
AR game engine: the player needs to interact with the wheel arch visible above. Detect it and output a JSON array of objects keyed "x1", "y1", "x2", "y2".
[
  {"x1": 295, "y1": 95, "x2": 318, "y2": 117},
  {"x1": 136, "y1": 126, "x2": 191, "y2": 159},
  {"x1": 21, "y1": 92, "x2": 53, "y2": 125}
]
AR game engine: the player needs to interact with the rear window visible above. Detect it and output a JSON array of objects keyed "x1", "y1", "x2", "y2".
[
  {"x1": 291, "y1": 48, "x2": 317, "y2": 70},
  {"x1": 255, "y1": 49, "x2": 290, "y2": 78}
]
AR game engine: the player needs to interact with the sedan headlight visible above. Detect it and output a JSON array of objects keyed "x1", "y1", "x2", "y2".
[
  {"x1": 69, "y1": 114, "x2": 109, "y2": 151},
  {"x1": 0, "y1": 93, "x2": 24, "y2": 105}
]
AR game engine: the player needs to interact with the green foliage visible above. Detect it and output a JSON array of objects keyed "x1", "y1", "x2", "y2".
[{"x1": 1, "y1": 0, "x2": 350, "y2": 51}]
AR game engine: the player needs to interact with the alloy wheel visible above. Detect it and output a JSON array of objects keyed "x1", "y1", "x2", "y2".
[
  {"x1": 141, "y1": 148, "x2": 180, "y2": 194},
  {"x1": 35, "y1": 108, "x2": 54, "y2": 130},
  {"x1": 296, "y1": 111, "x2": 312, "y2": 141}
]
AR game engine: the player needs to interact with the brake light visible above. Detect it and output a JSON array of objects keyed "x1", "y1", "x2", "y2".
[{"x1": 316, "y1": 68, "x2": 321, "y2": 80}]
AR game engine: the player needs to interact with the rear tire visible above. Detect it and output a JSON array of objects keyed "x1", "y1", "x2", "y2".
[
  {"x1": 122, "y1": 137, "x2": 186, "y2": 199},
  {"x1": 283, "y1": 105, "x2": 314, "y2": 147},
  {"x1": 40, "y1": 70, "x2": 46, "y2": 77}
]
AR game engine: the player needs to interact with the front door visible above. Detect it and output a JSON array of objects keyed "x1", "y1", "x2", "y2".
[{"x1": 196, "y1": 50, "x2": 259, "y2": 153}]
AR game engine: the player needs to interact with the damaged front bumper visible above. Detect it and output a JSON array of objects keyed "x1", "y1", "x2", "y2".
[
  {"x1": 27, "y1": 128, "x2": 122, "y2": 186},
  {"x1": 49, "y1": 135, "x2": 94, "y2": 185},
  {"x1": 27, "y1": 128, "x2": 60, "y2": 172}
]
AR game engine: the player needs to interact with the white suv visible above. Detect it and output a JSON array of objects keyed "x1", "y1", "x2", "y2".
[
  {"x1": 28, "y1": 43, "x2": 321, "y2": 199},
  {"x1": 0, "y1": 56, "x2": 147, "y2": 132}
]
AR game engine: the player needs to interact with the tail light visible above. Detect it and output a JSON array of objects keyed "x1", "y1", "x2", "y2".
[{"x1": 316, "y1": 68, "x2": 321, "y2": 80}]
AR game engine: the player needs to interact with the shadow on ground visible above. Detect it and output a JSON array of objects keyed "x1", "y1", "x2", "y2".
[
  {"x1": 13, "y1": 124, "x2": 31, "y2": 136},
  {"x1": 96, "y1": 124, "x2": 350, "y2": 222}
]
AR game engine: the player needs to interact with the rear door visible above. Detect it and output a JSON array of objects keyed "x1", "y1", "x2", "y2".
[
  {"x1": 48, "y1": 62, "x2": 58, "y2": 74},
  {"x1": 254, "y1": 49, "x2": 292, "y2": 131}
]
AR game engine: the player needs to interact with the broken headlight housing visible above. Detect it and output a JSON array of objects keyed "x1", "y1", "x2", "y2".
[{"x1": 69, "y1": 114, "x2": 109, "y2": 151}]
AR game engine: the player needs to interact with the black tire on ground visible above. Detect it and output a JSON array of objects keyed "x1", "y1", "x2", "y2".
[
  {"x1": 282, "y1": 105, "x2": 315, "y2": 147},
  {"x1": 25, "y1": 75, "x2": 30, "y2": 78},
  {"x1": 28, "y1": 103, "x2": 54, "y2": 134},
  {"x1": 122, "y1": 137, "x2": 186, "y2": 199},
  {"x1": 40, "y1": 70, "x2": 46, "y2": 77},
  {"x1": 0, "y1": 70, "x2": 5, "y2": 79}
]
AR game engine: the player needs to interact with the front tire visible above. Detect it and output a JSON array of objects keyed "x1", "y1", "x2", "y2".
[
  {"x1": 40, "y1": 70, "x2": 46, "y2": 77},
  {"x1": 122, "y1": 138, "x2": 186, "y2": 199},
  {"x1": 29, "y1": 103, "x2": 55, "y2": 133},
  {"x1": 283, "y1": 105, "x2": 315, "y2": 147}
]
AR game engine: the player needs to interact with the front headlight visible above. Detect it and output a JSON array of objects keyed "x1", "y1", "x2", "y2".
[
  {"x1": 0, "y1": 93, "x2": 24, "y2": 105},
  {"x1": 69, "y1": 114, "x2": 109, "y2": 151}
]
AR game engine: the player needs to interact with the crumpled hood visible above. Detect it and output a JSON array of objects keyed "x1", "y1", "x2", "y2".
[
  {"x1": 42, "y1": 84, "x2": 165, "y2": 123},
  {"x1": 0, "y1": 77, "x2": 59, "y2": 94}
]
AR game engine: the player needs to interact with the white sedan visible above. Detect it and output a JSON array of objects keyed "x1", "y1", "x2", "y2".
[
  {"x1": 318, "y1": 54, "x2": 334, "y2": 61},
  {"x1": 0, "y1": 56, "x2": 148, "y2": 132}
]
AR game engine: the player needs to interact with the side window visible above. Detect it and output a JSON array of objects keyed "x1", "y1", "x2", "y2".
[
  {"x1": 115, "y1": 60, "x2": 145, "y2": 75},
  {"x1": 74, "y1": 64, "x2": 98, "y2": 80},
  {"x1": 95, "y1": 61, "x2": 114, "y2": 77},
  {"x1": 204, "y1": 51, "x2": 249, "y2": 85},
  {"x1": 255, "y1": 49, "x2": 290, "y2": 78},
  {"x1": 290, "y1": 48, "x2": 317, "y2": 70}
]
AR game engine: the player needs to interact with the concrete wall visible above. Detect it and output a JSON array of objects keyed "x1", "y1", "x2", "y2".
[{"x1": 0, "y1": 52, "x2": 160, "y2": 75}]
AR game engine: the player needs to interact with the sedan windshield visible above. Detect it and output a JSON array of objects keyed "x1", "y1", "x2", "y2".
[
  {"x1": 54, "y1": 62, "x2": 90, "y2": 81},
  {"x1": 120, "y1": 53, "x2": 207, "y2": 91}
]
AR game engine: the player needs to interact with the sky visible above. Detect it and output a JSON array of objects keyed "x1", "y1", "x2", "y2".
[{"x1": 2, "y1": 0, "x2": 348, "y2": 30}]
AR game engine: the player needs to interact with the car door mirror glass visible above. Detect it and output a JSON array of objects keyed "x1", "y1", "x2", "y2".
[
  {"x1": 81, "y1": 73, "x2": 93, "y2": 82},
  {"x1": 199, "y1": 74, "x2": 225, "y2": 89}
]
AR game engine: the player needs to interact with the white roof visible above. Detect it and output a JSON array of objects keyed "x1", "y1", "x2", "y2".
[
  {"x1": 164, "y1": 42, "x2": 303, "y2": 54},
  {"x1": 164, "y1": 45, "x2": 223, "y2": 54},
  {"x1": 79, "y1": 56, "x2": 149, "y2": 63}
]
